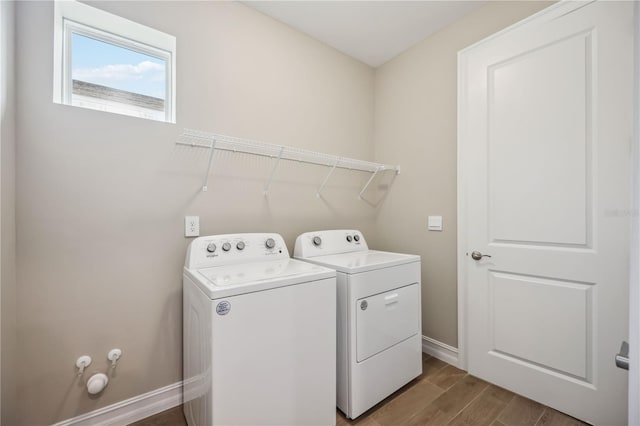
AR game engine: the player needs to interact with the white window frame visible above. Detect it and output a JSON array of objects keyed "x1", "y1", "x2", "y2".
[{"x1": 53, "y1": 0, "x2": 176, "y2": 123}]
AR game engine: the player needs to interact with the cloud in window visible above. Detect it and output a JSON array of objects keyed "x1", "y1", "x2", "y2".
[{"x1": 73, "y1": 60, "x2": 165, "y2": 82}]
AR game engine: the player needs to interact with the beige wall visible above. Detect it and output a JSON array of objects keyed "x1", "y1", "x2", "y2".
[
  {"x1": 15, "y1": 2, "x2": 374, "y2": 424},
  {"x1": 12, "y1": 0, "x2": 560, "y2": 423},
  {"x1": 373, "y1": 1, "x2": 553, "y2": 347},
  {"x1": 1, "y1": 1, "x2": 17, "y2": 425}
]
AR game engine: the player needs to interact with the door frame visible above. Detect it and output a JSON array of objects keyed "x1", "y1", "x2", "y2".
[
  {"x1": 629, "y1": 2, "x2": 640, "y2": 424},
  {"x1": 457, "y1": 1, "x2": 638, "y2": 421}
]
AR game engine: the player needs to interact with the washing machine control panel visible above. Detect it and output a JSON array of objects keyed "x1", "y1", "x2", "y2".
[
  {"x1": 185, "y1": 233, "x2": 289, "y2": 269},
  {"x1": 293, "y1": 230, "x2": 368, "y2": 258}
]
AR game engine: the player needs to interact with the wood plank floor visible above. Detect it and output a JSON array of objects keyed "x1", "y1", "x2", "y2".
[{"x1": 129, "y1": 354, "x2": 587, "y2": 426}]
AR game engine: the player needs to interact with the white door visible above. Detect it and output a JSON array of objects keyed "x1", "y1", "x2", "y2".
[{"x1": 458, "y1": 2, "x2": 633, "y2": 425}]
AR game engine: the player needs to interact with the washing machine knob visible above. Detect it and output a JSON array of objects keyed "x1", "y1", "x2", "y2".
[
  {"x1": 206, "y1": 243, "x2": 217, "y2": 253},
  {"x1": 353, "y1": 234, "x2": 360, "y2": 242},
  {"x1": 312, "y1": 236, "x2": 322, "y2": 246},
  {"x1": 236, "y1": 241, "x2": 245, "y2": 251},
  {"x1": 346, "y1": 235, "x2": 353, "y2": 242},
  {"x1": 265, "y1": 238, "x2": 276, "y2": 249},
  {"x1": 222, "y1": 242, "x2": 231, "y2": 252}
]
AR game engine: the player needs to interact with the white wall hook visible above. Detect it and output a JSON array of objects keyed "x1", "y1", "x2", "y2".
[
  {"x1": 87, "y1": 373, "x2": 109, "y2": 394},
  {"x1": 202, "y1": 137, "x2": 217, "y2": 192},
  {"x1": 75, "y1": 355, "x2": 92, "y2": 376},
  {"x1": 358, "y1": 167, "x2": 380, "y2": 199},
  {"x1": 264, "y1": 146, "x2": 285, "y2": 195},
  {"x1": 107, "y1": 348, "x2": 122, "y2": 369},
  {"x1": 317, "y1": 158, "x2": 339, "y2": 198}
]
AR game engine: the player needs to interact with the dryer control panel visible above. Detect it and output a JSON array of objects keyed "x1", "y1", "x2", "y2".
[
  {"x1": 185, "y1": 233, "x2": 289, "y2": 270},
  {"x1": 294, "y1": 230, "x2": 369, "y2": 258}
]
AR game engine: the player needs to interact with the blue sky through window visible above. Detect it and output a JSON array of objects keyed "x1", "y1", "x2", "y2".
[{"x1": 71, "y1": 33, "x2": 166, "y2": 99}]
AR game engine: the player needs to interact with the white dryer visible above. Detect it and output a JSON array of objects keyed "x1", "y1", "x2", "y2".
[
  {"x1": 294, "y1": 230, "x2": 422, "y2": 419},
  {"x1": 183, "y1": 233, "x2": 337, "y2": 426}
]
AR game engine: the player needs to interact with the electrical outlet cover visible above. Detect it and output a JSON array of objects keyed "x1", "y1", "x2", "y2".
[{"x1": 185, "y1": 216, "x2": 200, "y2": 237}]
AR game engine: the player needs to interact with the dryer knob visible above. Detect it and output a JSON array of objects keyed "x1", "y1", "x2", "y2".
[
  {"x1": 206, "y1": 243, "x2": 217, "y2": 253},
  {"x1": 353, "y1": 234, "x2": 360, "y2": 242},
  {"x1": 265, "y1": 238, "x2": 276, "y2": 249},
  {"x1": 312, "y1": 236, "x2": 322, "y2": 246},
  {"x1": 346, "y1": 235, "x2": 353, "y2": 242},
  {"x1": 222, "y1": 242, "x2": 231, "y2": 252},
  {"x1": 236, "y1": 241, "x2": 245, "y2": 251}
]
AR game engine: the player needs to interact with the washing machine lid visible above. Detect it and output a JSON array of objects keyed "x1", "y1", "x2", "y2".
[
  {"x1": 186, "y1": 258, "x2": 335, "y2": 299},
  {"x1": 296, "y1": 250, "x2": 420, "y2": 274}
]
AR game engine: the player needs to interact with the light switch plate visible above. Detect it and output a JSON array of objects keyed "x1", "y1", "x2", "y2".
[
  {"x1": 185, "y1": 216, "x2": 200, "y2": 237},
  {"x1": 428, "y1": 216, "x2": 443, "y2": 231}
]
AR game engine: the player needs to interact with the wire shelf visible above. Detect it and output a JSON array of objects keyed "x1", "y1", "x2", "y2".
[{"x1": 176, "y1": 129, "x2": 400, "y2": 196}]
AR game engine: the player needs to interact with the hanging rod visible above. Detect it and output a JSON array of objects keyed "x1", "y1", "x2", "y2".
[{"x1": 176, "y1": 128, "x2": 400, "y2": 194}]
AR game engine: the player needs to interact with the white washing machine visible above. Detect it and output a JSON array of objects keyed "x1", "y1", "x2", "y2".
[
  {"x1": 183, "y1": 233, "x2": 337, "y2": 426},
  {"x1": 294, "y1": 230, "x2": 422, "y2": 419}
]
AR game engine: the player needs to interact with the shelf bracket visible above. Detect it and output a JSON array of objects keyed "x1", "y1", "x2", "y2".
[
  {"x1": 202, "y1": 137, "x2": 217, "y2": 192},
  {"x1": 263, "y1": 146, "x2": 285, "y2": 195},
  {"x1": 316, "y1": 158, "x2": 340, "y2": 198},
  {"x1": 358, "y1": 167, "x2": 380, "y2": 200}
]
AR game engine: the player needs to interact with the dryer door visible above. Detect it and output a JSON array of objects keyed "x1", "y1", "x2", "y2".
[{"x1": 356, "y1": 283, "x2": 420, "y2": 362}]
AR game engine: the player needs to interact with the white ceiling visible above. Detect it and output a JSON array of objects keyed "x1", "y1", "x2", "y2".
[{"x1": 242, "y1": 1, "x2": 487, "y2": 68}]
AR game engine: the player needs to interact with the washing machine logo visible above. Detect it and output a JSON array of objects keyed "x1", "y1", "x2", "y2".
[
  {"x1": 360, "y1": 300, "x2": 368, "y2": 310},
  {"x1": 216, "y1": 301, "x2": 231, "y2": 316}
]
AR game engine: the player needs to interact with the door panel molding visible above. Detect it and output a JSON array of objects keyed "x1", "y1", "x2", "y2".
[
  {"x1": 488, "y1": 271, "x2": 593, "y2": 381},
  {"x1": 486, "y1": 29, "x2": 594, "y2": 247}
]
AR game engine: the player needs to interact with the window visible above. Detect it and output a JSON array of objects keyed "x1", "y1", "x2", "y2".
[{"x1": 53, "y1": 1, "x2": 176, "y2": 123}]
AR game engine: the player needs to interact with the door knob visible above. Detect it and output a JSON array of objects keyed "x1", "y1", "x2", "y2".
[
  {"x1": 615, "y1": 341, "x2": 629, "y2": 370},
  {"x1": 471, "y1": 251, "x2": 492, "y2": 261}
]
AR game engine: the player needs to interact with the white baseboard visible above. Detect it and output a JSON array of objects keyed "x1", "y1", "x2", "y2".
[
  {"x1": 422, "y1": 335, "x2": 461, "y2": 368},
  {"x1": 51, "y1": 338, "x2": 455, "y2": 425},
  {"x1": 52, "y1": 381, "x2": 183, "y2": 426}
]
